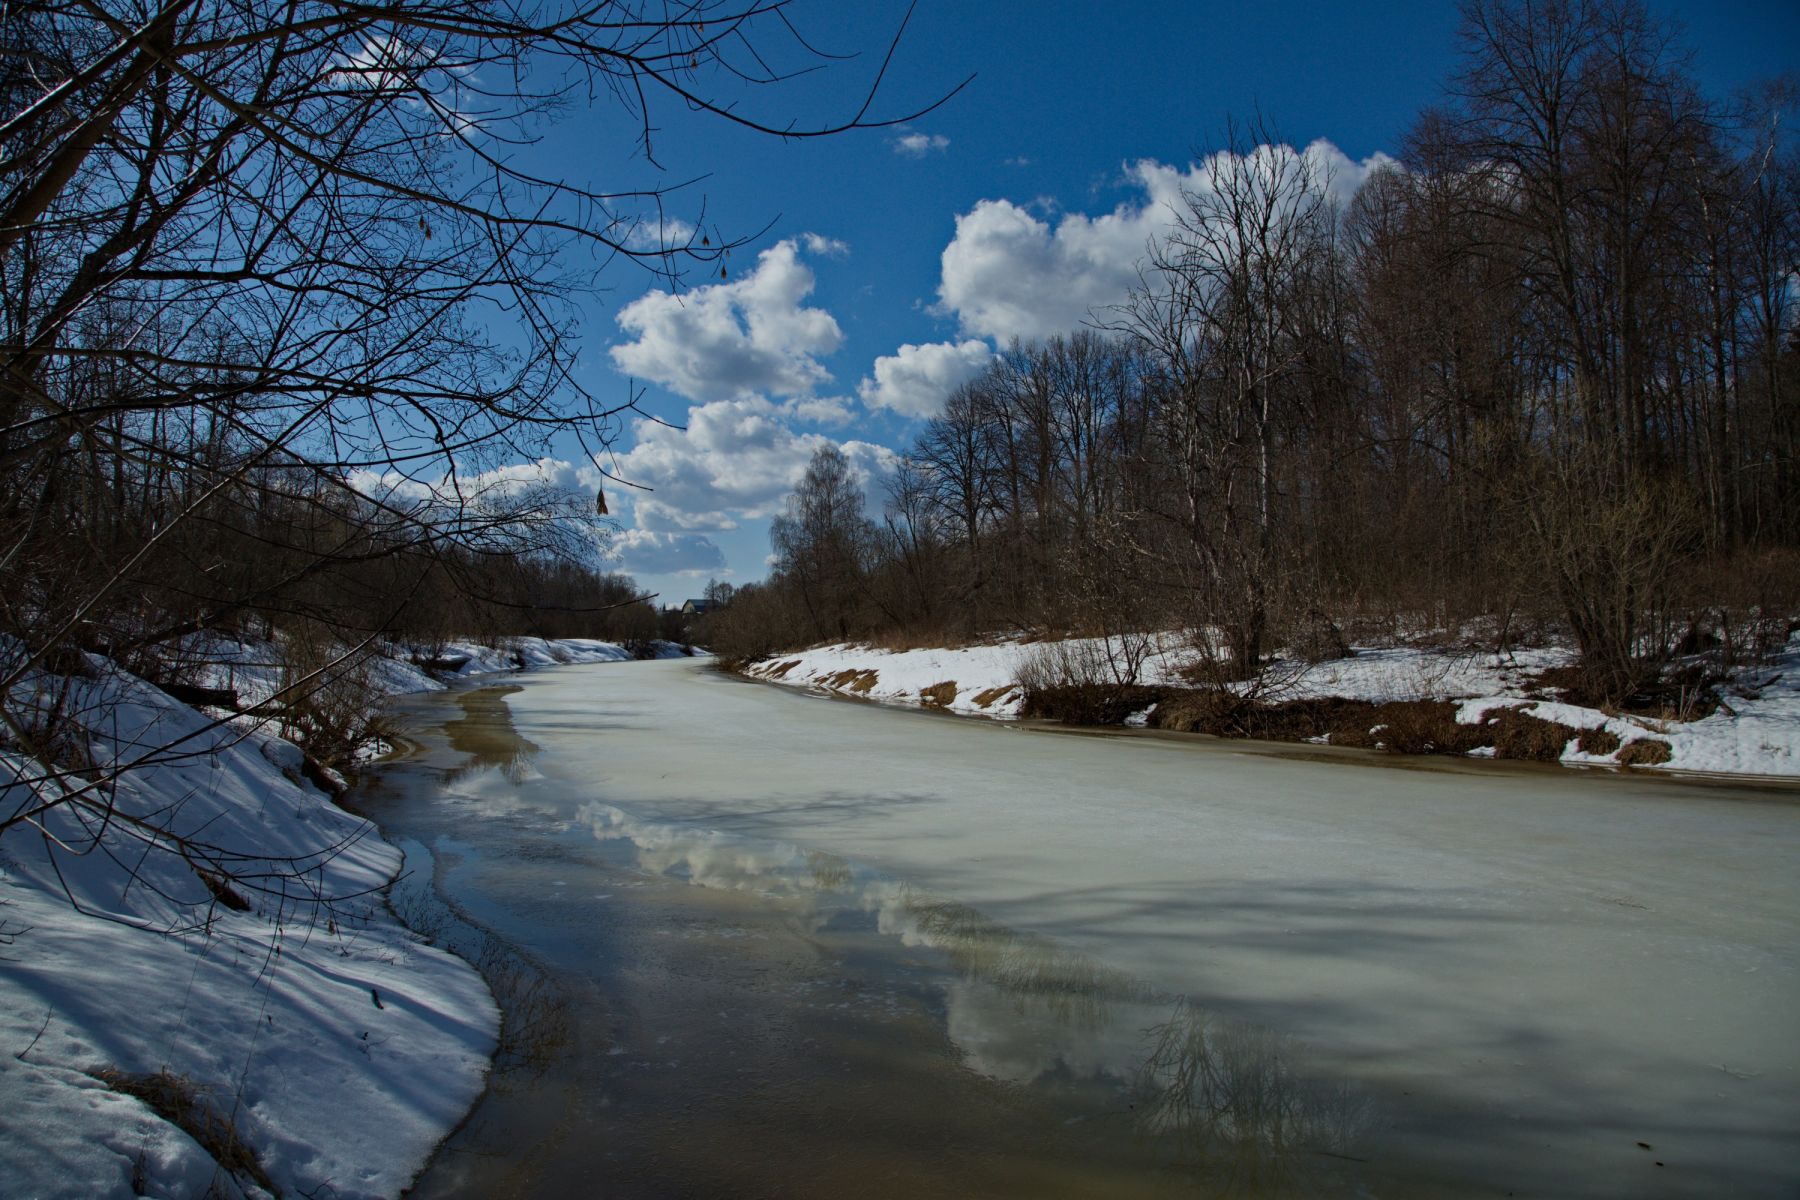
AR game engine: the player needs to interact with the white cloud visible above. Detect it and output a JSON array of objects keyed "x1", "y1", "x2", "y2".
[
  {"x1": 609, "y1": 396, "x2": 898, "y2": 533},
  {"x1": 605, "y1": 529, "x2": 726, "y2": 576},
  {"x1": 611, "y1": 397, "x2": 834, "y2": 531},
  {"x1": 858, "y1": 339, "x2": 996, "y2": 419},
  {"x1": 937, "y1": 140, "x2": 1395, "y2": 343},
  {"x1": 936, "y1": 192, "x2": 1148, "y2": 343},
  {"x1": 609, "y1": 239, "x2": 843, "y2": 402},
  {"x1": 623, "y1": 216, "x2": 697, "y2": 251},
  {"x1": 782, "y1": 394, "x2": 856, "y2": 425},
  {"x1": 893, "y1": 132, "x2": 950, "y2": 158},
  {"x1": 802, "y1": 233, "x2": 849, "y2": 258}
]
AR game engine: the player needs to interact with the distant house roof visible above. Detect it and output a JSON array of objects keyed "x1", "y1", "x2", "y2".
[{"x1": 680, "y1": 598, "x2": 715, "y2": 615}]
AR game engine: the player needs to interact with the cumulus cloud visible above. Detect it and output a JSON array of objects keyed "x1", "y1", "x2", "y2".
[
  {"x1": 783, "y1": 394, "x2": 856, "y2": 425},
  {"x1": 937, "y1": 140, "x2": 1395, "y2": 343},
  {"x1": 609, "y1": 238, "x2": 843, "y2": 402},
  {"x1": 612, "y1": 398, "x2": 812, "y2": 530},
  {"x1": 858, "y1": 339, "x2": 996, "y2": 419},
  {"x1": 802, "y1": 233, "x2": 850, "y2": 257},
  {"x1": 605, "y1": 529, "x2": 726, "y2": 576},
  {"x1": 892, "y1": 132, "x2": 950, "y2": 158},
  {"x1": 609, "y1": 396, "x2": 898, "y2": 533}
]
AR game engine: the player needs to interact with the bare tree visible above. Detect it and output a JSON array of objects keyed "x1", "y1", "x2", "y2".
[
  {"x1": 770, "y1": 444, "x2": 876, "y2": 642},
  {"x1": 1117, "y1": 117, "x2": 1335, "y2": 677},
  {"x1": 1, "y1": 0, "x2": 959, "y2": 916}
]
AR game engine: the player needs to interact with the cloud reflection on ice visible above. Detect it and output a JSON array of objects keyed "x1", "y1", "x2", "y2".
[{"x1": 575, "y1": 800, "x2": 1372, "y2": 1189}]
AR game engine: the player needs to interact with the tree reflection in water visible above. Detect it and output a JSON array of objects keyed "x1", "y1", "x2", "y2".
[
  {"x1": 442, "y1": 686, "x2": 542, "y2": 785},
  {"x1": 1133, "y1": 998, "x2": 1370, "y2": 1196}
]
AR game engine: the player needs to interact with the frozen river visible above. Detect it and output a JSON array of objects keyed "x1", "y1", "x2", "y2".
[{"x1": 365, "y1": 656, "x2": 1799, "y2": 1198}]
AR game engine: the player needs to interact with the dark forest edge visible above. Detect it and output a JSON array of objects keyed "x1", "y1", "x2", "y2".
[{"x1": 700, "y1": 0, "x2": 1799, "y2": 737}]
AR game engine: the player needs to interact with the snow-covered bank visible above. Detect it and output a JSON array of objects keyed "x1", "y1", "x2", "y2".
[
  {"x1": 183, "y1": 634, "x2": 689, "y2": 711},
  {"x1": 0, "y1": 636, "x2": 673, "y2": 1198},
  {"x1": 739, "y1": 632, "x2": 1800, "y2": 778}
]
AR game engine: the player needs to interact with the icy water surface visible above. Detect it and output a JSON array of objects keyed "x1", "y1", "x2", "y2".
[{"x1": 359, "y1": 659, "x2": 1800, "y2": 1198}]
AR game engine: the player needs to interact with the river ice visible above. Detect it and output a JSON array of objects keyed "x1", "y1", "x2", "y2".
[{"x1": 501, "y1": 656, "x2": 1800, "y2": 1198}]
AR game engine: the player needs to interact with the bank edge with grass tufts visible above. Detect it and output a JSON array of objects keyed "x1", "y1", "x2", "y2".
[{"x1": 729, "y1": 634, "x2": 1800, "y2": 779}]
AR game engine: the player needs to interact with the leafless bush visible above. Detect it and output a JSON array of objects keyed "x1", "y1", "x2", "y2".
[
  {"x1": 273, "y1": 622, "x2": 385, "y2": 771},
  {"x1": 1015, "y1": 636, "x2": 1165, "y2": 724},
  {"x1": 1514, "y1": 455, "x2": 1705, "y2": 704},
  {"x1": 1679, "y1": 548, "x2": 1800, "y2": 668},
  {"x1": 1285, "y1": 609, "x2": 1352, "y2": 664}
]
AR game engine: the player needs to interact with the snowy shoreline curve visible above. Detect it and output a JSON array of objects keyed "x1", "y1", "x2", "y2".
[{"x1": 0, "y1": 637, "x2": 679, "y2": 1200}]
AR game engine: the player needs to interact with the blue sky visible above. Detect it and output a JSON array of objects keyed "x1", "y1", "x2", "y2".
[{"x1": 493, "y1": 0, "x2": 1799, "y2": 606}]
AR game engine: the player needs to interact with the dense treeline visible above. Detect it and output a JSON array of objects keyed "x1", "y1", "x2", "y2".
[{"x1": 709, "y1": 0, "x2": 1800, "y2": 703}]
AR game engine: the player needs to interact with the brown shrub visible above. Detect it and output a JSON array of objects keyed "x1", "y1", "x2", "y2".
[
  {"x1": 865, "y1": 628, "x2": 957, "y2": 652},
  {"x1": 1152, "y1": 688, "x2": 1254, "y2": 736},
  {"x1": 1361, "y1": 700, "x2": 1488, "y2": 755},
  {"x1": 1023, "y1": 684, "x2": 1163, "y2": 726},
  {"x1": 919, "y1": 681, "x2": 958, "y2": 708},
  {"x1": 1487, "y1": 708, "x2": 1579, "y2": 762},
  {"x1": 1526, "y1": 665, "x2": 1589, "y2": 702},
  {"x1": 1577, "y1": 728, "x2": 1622, "y2": 756},
  {"x1": 1152, "y1": 693, "x2": 1486, "y2": 753},
  {"x1": 1617, "y1": 738, "x2": 1673, "y2": 767}
]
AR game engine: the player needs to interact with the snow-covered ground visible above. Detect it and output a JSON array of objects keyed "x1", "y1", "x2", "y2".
[
  {"x1": 740, "y1": 631, "x2": 1800, "y2": 777},
  {"x1": 1, "y1": 636, "x2": 673, "y2": 1199}
]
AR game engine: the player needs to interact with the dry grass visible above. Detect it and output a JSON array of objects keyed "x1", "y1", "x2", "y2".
[
  {"x1": 765, "y1": 658, "x2": 802, "y2": 678},
  {"x1": 971, "y1": 684, "x2": 1018, "y2": 709},
  {"x1": 1486, "y1": 708, "x2": 1580, "y2": 762},
  {"x1": 1617, "y1": 737, "x2": 1674, "y2": 767},
  {"x1": 1529, "y1": 662, "x2": 1722, "y2": 721},
  {"x1": 1577, "y1": 728, "x2": 1622, "y2": 756},
  {"x1": 919, "y1": 681, "x2": 958, "y2": 708},
  {"x1": 822, "y1": 668, "x2": 880, "y2": 694},
  {"x1": 93, "y1": 1068, "x2": 276, "y2": 1195},
  {"x1": 1152, "y1": 688, "x2": 1254, "y2": 736},
  {"x1": 1345, "y1": 700, "x2": 1484, "y2": 754}
]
